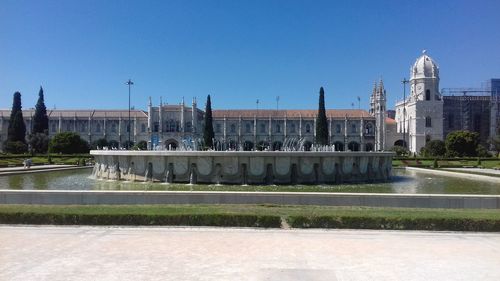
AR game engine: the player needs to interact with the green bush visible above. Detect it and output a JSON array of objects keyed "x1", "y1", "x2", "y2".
[
  {"x1": 137, "y1": 140, "x2": 148, "y2": 150},
  {"x1": 391, "y1": 145, "x2": 408, "y2": 156},
  {"x1": 3, "y1": 141, "x2": 28, "y2": 154},
  {"x1": 91, "y1": 138, "x2": 108, "y2": 150},
  {"x1": 0, "y1": 212, "x2": 281, "y2": 228},
  {"x1": 286, "y1": 215, "x2": 500, "y2": 232},
  {"x1": 28, "y1": 133, "x2": 49, "y2": 154},
  {"x1": 424, "y1": 140, "x2": 446, "y2": 157},
  {"x1": 445, "y1": 131, "x2": 480, "y2": 157},
  {"x1": 49, "y1": 132, "x2": 89, "y2": 154},
  {"x1": 108, "y1": 140, "x2": 119, "y2": 149},
  {"x1": 476, "y1": 144, "x2": 490, "y2": 158}
]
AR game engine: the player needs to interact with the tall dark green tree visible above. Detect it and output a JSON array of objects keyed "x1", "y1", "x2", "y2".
[
  {"x1": 7, "y1": 92, "x2": 26, "y2": 143},
  {"x1": 315, "y1": 87, "x2": 329, "y2": 145},
  {"x1": 203, "y1": 95, "x2": 215, "y2": 149},
  {"x1": 4, "y1": 92, "x2": 28, "y2": 153},
  {"x1": 33, "y1": 86, "x2": 49, "y2": 134}
]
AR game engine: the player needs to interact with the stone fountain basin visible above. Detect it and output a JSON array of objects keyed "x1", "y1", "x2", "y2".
[{"x1": 90, "y1": 150, "x2": 395, "y2": 185}]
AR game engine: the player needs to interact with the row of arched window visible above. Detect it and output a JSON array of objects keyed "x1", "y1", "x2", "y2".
[{"x1": 214, "y1": 122, "x2": 375, "y2": 135}]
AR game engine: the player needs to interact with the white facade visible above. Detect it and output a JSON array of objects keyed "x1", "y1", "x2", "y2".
[{"x1": 394, "y1": 51, "x2": 443, "y2": 153}]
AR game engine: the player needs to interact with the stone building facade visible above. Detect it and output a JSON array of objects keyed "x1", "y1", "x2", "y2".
[
  {"x1": 0, "y1": 99, "x2": 378, "y2": 152},
  {"x1": 0, "y1": 109, "x2": 149, "y2": 147}
]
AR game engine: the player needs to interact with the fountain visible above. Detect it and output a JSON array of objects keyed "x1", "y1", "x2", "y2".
[{"x1": 91, "y1": 137, "x2": 394, "y2": 184}]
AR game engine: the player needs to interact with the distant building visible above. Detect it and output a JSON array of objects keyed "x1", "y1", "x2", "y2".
[
  {"x1": 391, "y1": 51, "x2": 500, "y2": 153},
  {"x1": 1, "y1": 99, "x2": 379, "y2": 152},
  {"x1": 386, "y1": 110, "x2": 396, "y2": 120},
  {"x1": 394, "y1": 51, "x2": 444, "y2": 153}
]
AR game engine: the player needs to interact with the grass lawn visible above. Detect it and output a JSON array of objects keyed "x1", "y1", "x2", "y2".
[
  {"x1": 0, "y1": 155, "x2": 92, "y2": 167},
  {"x1": 1, "y1": 204, "x2": 500, "y2": 231}
]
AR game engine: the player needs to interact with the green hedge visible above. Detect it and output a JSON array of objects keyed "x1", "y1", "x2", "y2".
[
  {"x1": 0, "y1": 212, "x2": 281, "y2": 228},
  {"x1": 287, "y1": 215, "x2": 500, "y2": 232}
]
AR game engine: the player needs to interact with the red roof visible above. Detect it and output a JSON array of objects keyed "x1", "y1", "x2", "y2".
[
  {"x1": 212, "y1": 109, "x2": 372, "y2": 118},
  {"x1": 385, "y1": 117, "x2": 396, "y2": 124}
]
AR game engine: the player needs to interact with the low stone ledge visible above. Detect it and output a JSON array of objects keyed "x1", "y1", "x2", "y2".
[{"x1": 0, "y1": 190, "x2": 499, "y2": 209}]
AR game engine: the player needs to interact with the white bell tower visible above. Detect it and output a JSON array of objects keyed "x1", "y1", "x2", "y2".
[{"x1": 405, "y1": 50, "x2": 444, "y2": 154}]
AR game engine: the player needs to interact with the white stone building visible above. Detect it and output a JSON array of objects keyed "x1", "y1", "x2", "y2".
[{"x1": 394, "y1": 51, "x2": 444, "y2": 153}]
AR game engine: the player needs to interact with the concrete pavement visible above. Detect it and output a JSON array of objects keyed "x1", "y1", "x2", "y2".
[{"x1": 1, "y1": 226, "x2": 499, "y2": 281}]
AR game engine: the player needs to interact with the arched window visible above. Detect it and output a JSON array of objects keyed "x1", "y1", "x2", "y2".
[
  {"x1": 96, "y1": 123, "x2": 101, "y2": 133},
  {"x1": 305, "y1": 124, "x2": 311, "y2": 133},
  {"x1": 335, "y1": 124, "x2": 341, "y2": 134},
  {"x1": 365, "y1": 143, "x2": 374, "y2": 151},
  {"x1": 365, "y1": 123, "x2": 373, "y2": 134},
  {"x1": 260, "y1": 123, "x2": 266, "y2": 133},
  {"x1": 348, "y1": 141, "x2": 360, "y2": 151},
  {"x1": 276, "y1": 124, "x2": 281, "y2": 133},
  {"x1": 426, "y1": 134, "x2": 431, "y2": 143},
  {"x1": 141, "y1": 123, "x2": 146, "y2": 133},
  {"x1": 245, "y1": 123, "x2": 251, "y2": 133},
  {"x1": 230, "y1": 124, "x2": 236, "y2": 133},
  {"x1": 111, "y1": 123, "x2": 116, "y2": 133},
  {"x1": 51, "y1": 123, "x2": 57, "y2": 133},
  {"x1": 243, "y1": 141, "x2": 254, "y2": 151},
  {"x1": 425, "y1": 90, "x2": 431, "y2": 101},
  {"x1": 334, "y1": 141, "x2": 344, "y2": 151},
  {"x1": 351, "y1": 124, "x2": 357, "y2": 134},
  {"x1": 290, "y1": 123, "x2": 296, "y2": 133},
  {"x1": 215, "y1": 123, "x2": 221, "y2": 133},
  {"x1": 425, "y1": 116, "x2": 432, "y2": 127}
]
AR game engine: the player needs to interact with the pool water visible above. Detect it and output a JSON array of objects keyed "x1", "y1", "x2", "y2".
[{"x1": 0, "y1": 168, "x2": 499, "y2": 195}]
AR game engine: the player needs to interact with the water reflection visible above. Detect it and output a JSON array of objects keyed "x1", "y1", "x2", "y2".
[{"x1": 0, "y1": 168, "x2": 499, "y2": 195}]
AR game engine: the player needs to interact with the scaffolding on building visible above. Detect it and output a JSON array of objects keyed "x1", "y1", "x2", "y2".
[{"x1": 441, "y1": 87, "x2": 499, "y2": 148}]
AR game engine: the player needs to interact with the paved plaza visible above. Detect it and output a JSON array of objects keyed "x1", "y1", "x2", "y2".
[{"x1": 0, "y1": 226, "x2": 499, "y2": 280}]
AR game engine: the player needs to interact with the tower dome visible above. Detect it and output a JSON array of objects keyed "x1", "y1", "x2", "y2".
[{"x1": 411, "y1": 50, "x2": 439, "y2": 80}]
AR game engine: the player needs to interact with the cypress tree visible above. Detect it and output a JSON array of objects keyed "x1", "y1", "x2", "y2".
[
  {"x1": 7, "y1": 92, "x2": 27, "y2": 143},
  {"x1": 315, "y1": 87, "x2": 329, "y2": 145},
  {"x1": 33, "y1": 86, "x2": 49, "y2": 134},
  {"x1": 203, "y1": 95, "x2": 215, "y2": 149}
]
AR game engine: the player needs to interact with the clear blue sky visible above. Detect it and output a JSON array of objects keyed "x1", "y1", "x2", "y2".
[{"x1": 1, "y1": 0, "x2": 499, "y2": 112}]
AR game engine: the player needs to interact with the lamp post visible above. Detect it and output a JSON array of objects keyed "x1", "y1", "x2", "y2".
[
  {"x1": 402, "y1": 78, "x2": 409, "y2": 150},
  {"x1": 125, "y1": 79, "x2": 134, "y2": 149}
]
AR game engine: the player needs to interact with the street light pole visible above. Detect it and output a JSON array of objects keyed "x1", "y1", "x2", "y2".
[
  {"x1": 402, "y1": 78, "x2": 409, "y2": 150},
  {"x1": 126, "y1": 79, "x2": 134, "y2": 149}
]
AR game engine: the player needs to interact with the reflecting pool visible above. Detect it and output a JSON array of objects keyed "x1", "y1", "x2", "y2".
[{"x1": 0, "y1": 168, "x2": 499, "y2": 195}]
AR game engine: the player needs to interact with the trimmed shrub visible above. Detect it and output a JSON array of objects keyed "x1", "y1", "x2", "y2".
[
  {"x1": 445, "y1": 130, "x2": 480, "y2": 157},
  {"x1": 424, "y1": 140, "x2": 446, "y2": 157},
  {"x1": 28, "y1": 133, "x2": 49, "y2": 154},
  {"x1": 3, "y1": 141, "x2": 27, "y2": 154},
  {"x1": 49, "y1": 132, "x2": 89, "y2": 154},
  {"x1": 91, "y1": 138, "x2": 108, "y2": 149},
  {"x1": 0, "y1": 212, "x2": 282, "y2": 228},
  {"x1": 286, "y1": 215, "x2": 500, "y2": 232},
  {"x1": 391, "y1": 145, "x2": 408, "y2": 156}
]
